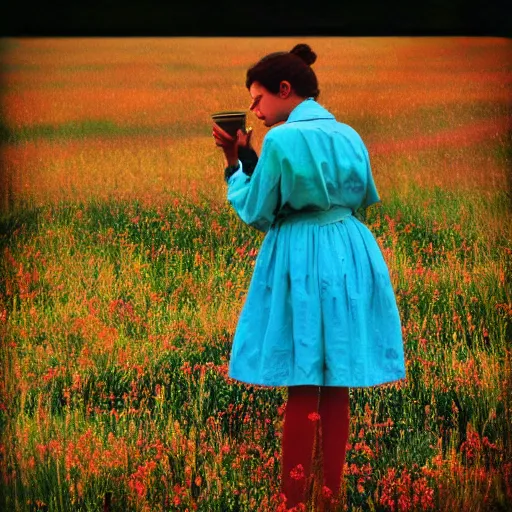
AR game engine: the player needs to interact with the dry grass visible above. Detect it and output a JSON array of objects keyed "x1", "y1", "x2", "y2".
[{"x1": 1, "y1": 36, "x2": 510, "y2": 210}]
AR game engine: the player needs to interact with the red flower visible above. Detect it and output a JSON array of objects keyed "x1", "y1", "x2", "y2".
[
  {"x1": 322, "y1": 485, "x2": 334, "y2": 499},
  {"x1": 290, "y1": 464, "x2": 305, "y2": 480}
]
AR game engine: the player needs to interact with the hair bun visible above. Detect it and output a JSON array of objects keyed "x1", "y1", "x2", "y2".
[{"x1": 290, "y1": 44, "x2": 317, "y2": 66}]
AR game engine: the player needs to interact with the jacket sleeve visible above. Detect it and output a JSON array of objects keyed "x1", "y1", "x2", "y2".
[
  {"x1": 225, "y1": 134, "x2": 282, "y2": 233},
  {"x1": 361, "y1": 144, "x2": 381, "y2": 209}
]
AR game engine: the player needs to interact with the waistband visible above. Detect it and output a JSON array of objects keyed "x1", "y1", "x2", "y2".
[{"x1": 273, "y1": 205, "x2": 353, "y2": 227}]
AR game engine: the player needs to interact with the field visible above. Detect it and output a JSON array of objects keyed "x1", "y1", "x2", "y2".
[{"x1": 0, "y1": 37, "x2": 511, "y2": 511}]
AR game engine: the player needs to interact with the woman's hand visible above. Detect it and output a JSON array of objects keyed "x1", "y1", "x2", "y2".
[
  {"x1": 236, "y1": 127, "x2": 253, "y2": 149},
  {"x1": 213, "y1": 123, "x2": 253, "y2": 167}
]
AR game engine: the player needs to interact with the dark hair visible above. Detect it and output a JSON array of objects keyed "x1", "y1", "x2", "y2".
[{"x1": 245, "y1": 43, "x2": 320, "y2": 100}]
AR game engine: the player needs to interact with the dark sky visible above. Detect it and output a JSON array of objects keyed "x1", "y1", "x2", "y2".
[{"x1": 2, "y1": 1, "x2": 510, "y2": 37}]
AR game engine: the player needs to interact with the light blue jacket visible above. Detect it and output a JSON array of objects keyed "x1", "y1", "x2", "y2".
[{"x1": 226, "y1": 97, "x2": 381, "y2": 232}]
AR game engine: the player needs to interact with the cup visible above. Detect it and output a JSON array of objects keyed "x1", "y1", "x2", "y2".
[{"x1": 211, "y1": 111, "x2": 246, "y2": 138}]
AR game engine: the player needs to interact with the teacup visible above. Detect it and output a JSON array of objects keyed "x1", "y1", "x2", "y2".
[{"x1": 211, "y1": 111, "x2": 246, "y2": 138}]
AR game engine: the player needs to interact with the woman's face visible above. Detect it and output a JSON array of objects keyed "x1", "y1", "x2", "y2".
[{"x1": 248, "y1": 81, "x2": 293, "y2": 127}]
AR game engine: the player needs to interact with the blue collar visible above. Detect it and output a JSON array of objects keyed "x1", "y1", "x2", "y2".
[{"x1": 286, "y1": 98, "x2": 336, "y2": 123}]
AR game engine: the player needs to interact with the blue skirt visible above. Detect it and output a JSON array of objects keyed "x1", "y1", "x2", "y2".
[{"x1": 228, "y1": 208, "x2": 407, "y2": 388}]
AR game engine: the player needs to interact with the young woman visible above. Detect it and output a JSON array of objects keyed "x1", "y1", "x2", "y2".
[{"x1": 213, "y1": 43, "x2": 406, "y2": 510}]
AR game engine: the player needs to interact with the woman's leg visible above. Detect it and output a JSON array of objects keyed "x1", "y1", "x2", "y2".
[
  {"x1": 280, "y1": 385, "x2": 320, "y2": 508},
  {"x1": 318, "y1": 386, "x2": 350, "y2": 499}
]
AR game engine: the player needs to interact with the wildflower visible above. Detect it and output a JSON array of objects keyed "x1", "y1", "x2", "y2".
[
  {"x1": 133, "y1": 480, "x2": 146, "y2": 498},
  {"x1": 265, "y1": 456, "x2": 275, "y2": 469},
  {"x1": 412, "y1": 477, "x2": 434, "y2": 510},
  {"x1": 271, "y1": 491, "x2": 288, "y2": 506},
  {"x1": 290, "y1": 464, "x2": 305, "y2": 480},
  {"x1": 181, "y1": 362, "x2": 192, "y2": 375},
  {"x1": 36, "y1": 443, "x2": 47, "y2": 460},
  {"x1": 322, "y1": 485, "x2": 334, "y2": 499}
]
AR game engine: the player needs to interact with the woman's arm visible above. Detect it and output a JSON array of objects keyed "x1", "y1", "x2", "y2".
[
  {"x1": 225, "y1": 134, "x2": 282, "y2": 233},
  {"x1": 224, "y1": 145, "x2": 259, "y2": 181},
  {"x1": 361, "y1": 144, "x2": 381, "y2": 209}
]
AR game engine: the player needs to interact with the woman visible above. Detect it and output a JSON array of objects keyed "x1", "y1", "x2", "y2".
[{"x1": 213, "y1": 43, "x2": 406, "y2": 510}]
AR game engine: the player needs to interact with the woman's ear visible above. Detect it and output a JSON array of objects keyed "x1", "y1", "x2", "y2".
[{"x1": 279, "y1": 80, "x2": 292, "y2": 98}]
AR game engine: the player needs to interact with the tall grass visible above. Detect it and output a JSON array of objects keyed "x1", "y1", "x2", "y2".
[{"x1": 0, "y1": 37, "x2": 511, "y2": 510}]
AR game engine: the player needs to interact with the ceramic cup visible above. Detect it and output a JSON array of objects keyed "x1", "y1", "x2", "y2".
[{"x1": 211, "y1": 111, "x2": 246, "y2": 138}]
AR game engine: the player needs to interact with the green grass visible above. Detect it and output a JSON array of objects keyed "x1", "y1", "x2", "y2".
[
  {"x1": 1, "y1": 187, "x2": 511, "y2": 511},
  {"x1": 0, "y1": 120, "x2": 211, "y2": 144}
]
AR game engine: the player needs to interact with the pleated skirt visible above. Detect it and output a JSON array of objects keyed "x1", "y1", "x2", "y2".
[{"x1": 228, "y1": 211, "x2": 407, "y2": 388}]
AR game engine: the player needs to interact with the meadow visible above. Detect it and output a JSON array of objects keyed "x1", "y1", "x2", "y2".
[{"x1": 0, "y1": 37, "x2": 511, "y2": 511}]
